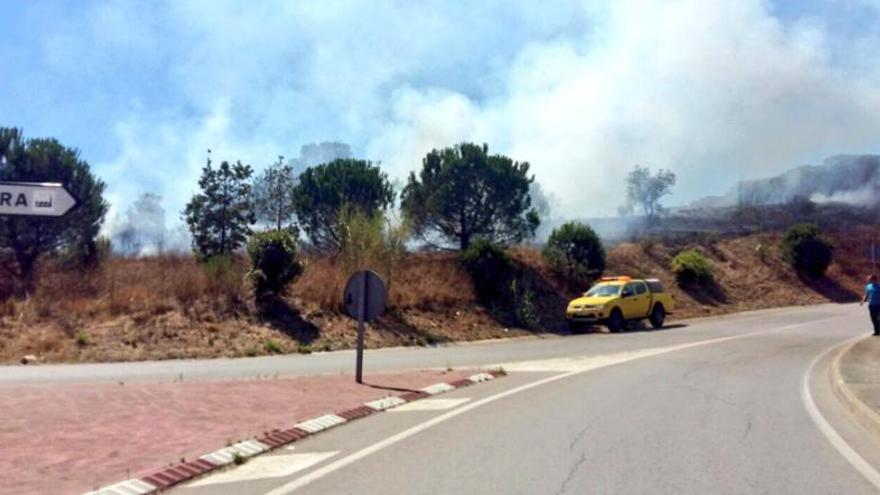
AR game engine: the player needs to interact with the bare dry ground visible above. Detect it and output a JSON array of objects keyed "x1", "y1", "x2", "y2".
[{"x1": 0, "y1": 226, "x2": 872, "y2": 363}]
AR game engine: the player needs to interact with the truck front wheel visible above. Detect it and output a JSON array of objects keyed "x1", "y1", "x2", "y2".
[{"x1": 607, "y1": 308, "x2": 625, "y2": 333}]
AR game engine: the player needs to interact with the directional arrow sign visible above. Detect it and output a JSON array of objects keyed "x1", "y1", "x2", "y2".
[{"x1": 0, "y1": 182, "x2": 79, "y2": 217}]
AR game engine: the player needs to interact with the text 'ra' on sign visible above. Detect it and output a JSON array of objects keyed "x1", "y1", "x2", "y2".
[{"x1": 0, "y1": 182, "x2": 78, "y2": 217}]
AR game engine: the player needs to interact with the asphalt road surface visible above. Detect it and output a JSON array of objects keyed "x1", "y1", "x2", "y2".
[{"x1": 170, "y1": 303, "x2": 880, "y2": 494}]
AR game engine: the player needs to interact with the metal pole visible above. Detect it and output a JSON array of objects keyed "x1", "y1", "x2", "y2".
[{"x1": 356, "y1": 274, "x2": 367, "y2": 384}]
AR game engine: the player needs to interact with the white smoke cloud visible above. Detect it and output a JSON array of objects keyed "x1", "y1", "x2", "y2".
[
  {"x1": 811, "y1": 186, "x2": 879, "y2": 205},
  {"x1": 367, "y1": 0, "x2": 880, "y2": 216},
  {"x1": 34, "y1": 0, "x2": 880, "y2": 228}
]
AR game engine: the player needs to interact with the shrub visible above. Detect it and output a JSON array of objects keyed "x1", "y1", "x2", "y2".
[
  {"x1": 74, "y1": 330, "x2": 90, "y2": 347},
  {"x1": 338, "y1": 208, "x2": 410, "y2": 292},
  {"x1": 264, "y1": 339, "x2": 282, "y2": 354},
  {"x1": 672, "y1": 249, "x2": 715, "y2": 285},
  {"x1": 247, "y1": 230, "x2": 304, "y2": 298},
  {"x1": 782, "y1": 223, "x2": 833, "y2": 278},
  {"x1": 460, "y1": 240, "x2": 517, "y2": 302},
  {"x1": 542, "y1": 222, "x2": 606, "y2": 280}
]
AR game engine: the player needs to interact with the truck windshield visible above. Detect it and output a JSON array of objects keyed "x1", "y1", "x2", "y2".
[{"x1": 585, "y1": 285, "x2": 621, "y2": 297}]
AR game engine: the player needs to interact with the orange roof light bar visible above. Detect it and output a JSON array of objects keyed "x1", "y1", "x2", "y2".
[{"x1": 600, "y1": 276, "x2": 632, "y2": 282}]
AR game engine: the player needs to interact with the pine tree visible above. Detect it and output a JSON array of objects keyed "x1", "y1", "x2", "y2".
[{"x1": 183, "y1": 151, "x2": 255, "y2": 259}]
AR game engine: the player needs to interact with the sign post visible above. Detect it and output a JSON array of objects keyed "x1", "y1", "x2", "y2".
[
  {"x1": 343, "y1": 270, "x2": 387, "y2": 384},
  {"x1": 0, "y1": 182, "x2": 79, "y2": 217}
]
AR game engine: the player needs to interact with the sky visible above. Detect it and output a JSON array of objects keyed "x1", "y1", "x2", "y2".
[{"x1": 3, "y1": 0, "x2": 880, "y2": 233}]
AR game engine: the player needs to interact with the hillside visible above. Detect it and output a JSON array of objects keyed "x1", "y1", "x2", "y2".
[
  {"x1": 689, "y1": 154, "x2": 880, "y2": 209},
  {"x1": 0, "y1": 226, "x2": 873, "y2": 364}
]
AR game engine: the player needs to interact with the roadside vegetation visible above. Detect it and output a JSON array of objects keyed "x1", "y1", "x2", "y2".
[
  {"x1": 671, "y1": 249, "x2": 715, "y2": 286},
  {"x1": 782, "y1": 223, "x2": 834, "y2": 279},
  {"x1": 0, "y1": 127, "x2": 868, "y2": 363}
]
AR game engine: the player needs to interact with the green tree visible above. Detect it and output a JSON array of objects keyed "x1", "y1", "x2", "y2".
[
  {"x1": 0, "y1": 127, "x2": 108, "y2": 291},
  {"x1": 782, "y1": 223, "x2": 833, "y2": 278},
  {"x1": 401, "y1": 143, "x2": 539, "y2": 250},
  {"x1": 253, "y1": 155, "x2": 297, "y2": 232},
  {"x1": 292, "y1": 158, "x2": 394, "y2": 251},
  {"x1": 623, "y1": 165, "x2": 677, "y2": 224},
  {"x1": 183, "y1": 154, "x2": 255, "y2": 259},
  {"x1": 247, "y1": 230, "x2": 303, "y2": 298},
  {"x1": 542, "y1": 222, "x2": 606, "y2": 280}
]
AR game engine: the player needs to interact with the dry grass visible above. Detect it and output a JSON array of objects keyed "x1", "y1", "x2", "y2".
[
  {"x1": 292, "y1": 252, "x2": 475, "y2": 312},
  {"x1": 0, "y1": 225, "x2": 875, "y2": 363}
]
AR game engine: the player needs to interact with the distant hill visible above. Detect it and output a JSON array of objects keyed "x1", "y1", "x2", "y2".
[
  {"x1": 538, "y1": 154, "x2": 880, "y2": 242},
  {"x1": 688, "y1": 154, "x2": 880, "y2": 208}
]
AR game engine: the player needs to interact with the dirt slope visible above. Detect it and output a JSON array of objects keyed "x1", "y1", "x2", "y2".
[{"x1": 0, "y1": 227, "x2": 873, "y2": 363}]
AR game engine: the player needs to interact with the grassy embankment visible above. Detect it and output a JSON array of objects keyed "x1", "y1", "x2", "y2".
[{"x1": 0, "y1": 226, "x2": 871, "y2": 363}]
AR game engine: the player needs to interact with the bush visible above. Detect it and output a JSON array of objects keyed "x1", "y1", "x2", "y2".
[
  {"x1": 247, "y1": 230, "x2": 304, "y2": 298},
  {"x1": 542, "y1": 222, "x2": 606, "y2": 280},
  {"x1": 338, "y1": 208, "x2": 409, "y2": 292},
  {"x1": 460, "y1": 241, "x2": 517, "y2": 302},
  {"x1": 672, "y1": 249, "x2": 715, "y2": 285},
  {"x1": 782, "y1": 223, "x2": 833, "y2": 278},
  {"x1": 264, "y1": 339, "x2": 282, "y2": 354}
]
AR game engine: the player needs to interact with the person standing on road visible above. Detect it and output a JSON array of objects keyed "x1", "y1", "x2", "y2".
[{"x1": 862, "y1": 275, "x2": 880, "y2": 335}]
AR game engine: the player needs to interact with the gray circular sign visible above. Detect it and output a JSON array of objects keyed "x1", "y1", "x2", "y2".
[{"x1": 343, "y1": 270, "x2": 387, "y2": 322}]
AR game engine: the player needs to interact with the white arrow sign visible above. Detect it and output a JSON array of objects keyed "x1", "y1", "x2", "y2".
[{"x1": 0, "y1": 182, "x2": 79, "y2": 217}]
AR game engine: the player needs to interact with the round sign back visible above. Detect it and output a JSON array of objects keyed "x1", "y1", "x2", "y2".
[{"x1": 343, "y1": 270, "x2": 387, "y2": 322}]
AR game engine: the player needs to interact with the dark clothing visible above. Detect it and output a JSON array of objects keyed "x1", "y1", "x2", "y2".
[{"x1": 870, "y1": 305, "x2": 880, "y2": 335}]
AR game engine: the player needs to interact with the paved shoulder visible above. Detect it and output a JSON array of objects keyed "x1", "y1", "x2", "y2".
[{"x1": 833, "y1": 335, "x2": 880, "y2": 438}]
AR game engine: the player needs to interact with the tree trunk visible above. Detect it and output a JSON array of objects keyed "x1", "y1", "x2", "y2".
[
  {"x1": 14, "y1": 250, "x2": 36, "y2": 296},
  {"x1": 460, "y1": 232, "x2": 470, "y2": 251}
]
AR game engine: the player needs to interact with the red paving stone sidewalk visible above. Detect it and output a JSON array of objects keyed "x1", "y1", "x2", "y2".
[{"x1": 0, "y1": 369, "x2": 471, "y2": 495}]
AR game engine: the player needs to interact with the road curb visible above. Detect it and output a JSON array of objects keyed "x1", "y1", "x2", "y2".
[
  {"x1": 82, "y1": 370, "x2": 505, "y2": 494},
  {"x1": 828, "y1": 336, "x2": 880, "y2": 439}
]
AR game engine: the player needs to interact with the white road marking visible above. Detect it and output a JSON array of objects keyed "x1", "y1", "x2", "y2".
[
  {"x1": 468, "y1": 372, "x2": 495, "y2": 383},
  {"x1": 364, "y1": 396, "x2": 407, "y2": 411},
  {"x1": 200, "y1": 440, "x2": 271, "y2": 466},
  {"x1": 801, "y1": 335, "x2": 880, "y2": 490},
  {"x1": 294, "y1": 414, "x2": 347, "y2": 433},
  {"x1": 83, "y1": 478, "x2": 156, "y2": 495},
  {"x1": 421, "y1": 382, "x2": 456, "y2": 395},
  {"x1": 390, "y1": 398, "x2": 471, "y2": 412},
  {"x1": 264, "y1": 322, "x2": 819, "y2": 495},
  {"x1": 189, "y1": 452, "x2": 339, "y2": 487}
]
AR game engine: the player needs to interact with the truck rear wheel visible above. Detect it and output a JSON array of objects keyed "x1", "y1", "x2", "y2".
[
  {"x1": 650, "y1": 304, "x2": 666, "y2": 329},
  {"x1": 607, "y1": 308, "x2": 624, "y2": 333}
]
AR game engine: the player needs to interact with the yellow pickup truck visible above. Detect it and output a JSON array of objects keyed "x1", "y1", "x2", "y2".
[{"x1": 566, "y1": 276, "x2": 674, "y2": 333}]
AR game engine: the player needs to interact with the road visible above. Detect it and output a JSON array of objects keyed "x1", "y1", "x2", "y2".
[
  {"x1": 171, "y1": 303, "x2": 880, "y2": 494},
  {"x1": 0, "y1": 304, "x2": 858, "y2": 385}
]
